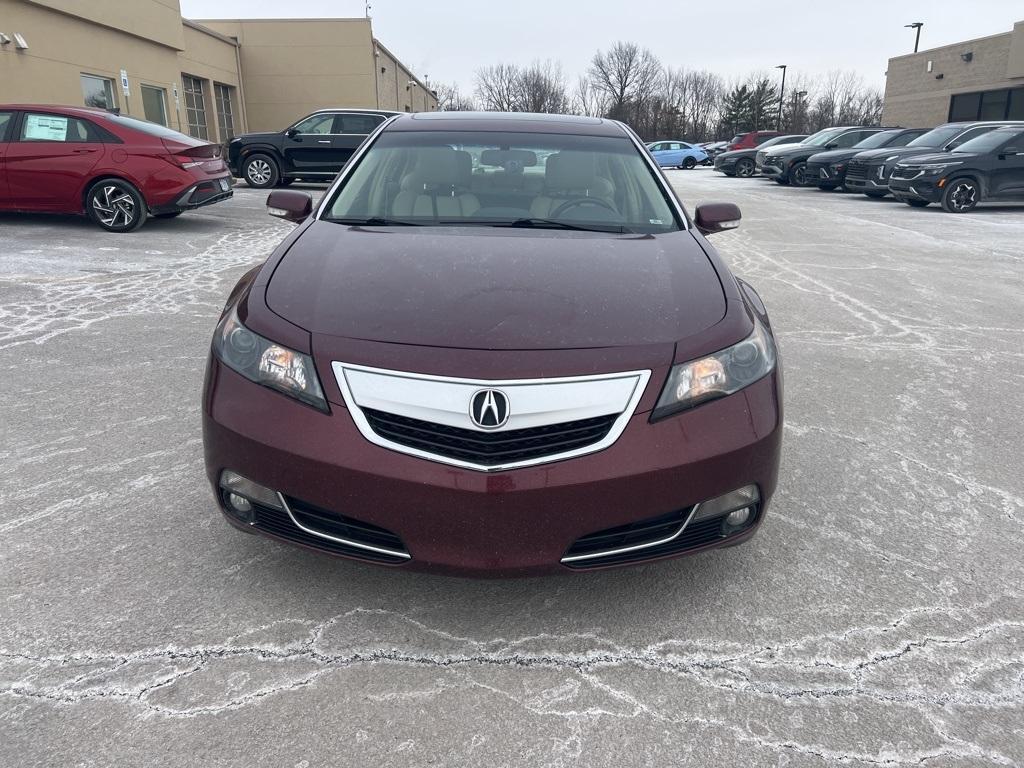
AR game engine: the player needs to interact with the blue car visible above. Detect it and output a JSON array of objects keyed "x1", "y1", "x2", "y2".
[{"x1": 647, "y1": 140, "x2": 709, "y2": 169}]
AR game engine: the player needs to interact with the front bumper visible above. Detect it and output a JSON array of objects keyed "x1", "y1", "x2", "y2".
[
  {"x1": 203, "y1": 358, "x2": 783, "y2": 577},
  {"x1": 888, "y1": 177, "x2": 943, "y2": 203},
  {"x1": 844, "y1": 163, "x2": 889, "y2": 193},
  {"x1": 715, "y1": 157, "x2": 738, "y2": 173},
  {"x1": 806, "y1": 161, "x2": 845, "y2": 186},
  {"x1": 760, "y1": 161, "x2": 785, "y2": 180}
]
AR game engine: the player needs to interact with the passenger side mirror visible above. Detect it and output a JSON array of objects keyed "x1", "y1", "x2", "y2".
[
  {"x1": 694, "y1": 203, "x2": 742, "y2": 236},
  {"x1": 285, "y1": 127, "x2": 300, "y2": 138},
  {"x1": 999, "y1": 146, "x2": 1021, "y2": 157},
  {"x1": 267, "y1": 190, "x2": 313, "y2": 223},
  {"x1": 824, "y1": 142, "x2": 839, "y2": 149}
]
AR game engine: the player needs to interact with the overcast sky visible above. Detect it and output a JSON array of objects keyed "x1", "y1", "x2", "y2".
[{"x1": 180, "y1": 0, "x2": 1023, "y2": 95}]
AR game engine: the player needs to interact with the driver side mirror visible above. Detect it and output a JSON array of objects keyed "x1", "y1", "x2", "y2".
[
  {"x1": 694, "y1": 203, "x2": 741, "y2": 236},
  {"x1": 999, "y1": 146, "x2": 1021, "y2": 158},
  {"x1": 824, "y1": 142, "x2": 839, "y2": 149},
  {"x1": 267, "y1": 190, "x2": 313, "y2": 223}
]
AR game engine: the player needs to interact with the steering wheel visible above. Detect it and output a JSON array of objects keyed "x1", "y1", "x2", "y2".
[{"x1": 550, "y1": 197, "x2": 617, "y2": 218}]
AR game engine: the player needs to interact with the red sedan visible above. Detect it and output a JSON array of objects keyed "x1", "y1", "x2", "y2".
[
  {"x1": 0, "y1": 104, "x2": 232, "y2": 232},
  {"x1": 203, "y1": 112, "x2": 782, "y2": 577}
]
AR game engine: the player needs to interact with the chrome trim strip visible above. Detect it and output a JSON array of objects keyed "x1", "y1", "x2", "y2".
[
  {"x1": 333, "y1": 362, "x2": 651, "y2": 473},
  {"x1": 560, "y1": 504, "x2": 701, "y2": 564},
  {"x1": 276, "y1": 492, "x2": 411, "y2": 560}
]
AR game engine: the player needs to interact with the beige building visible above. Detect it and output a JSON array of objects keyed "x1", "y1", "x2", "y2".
[
  {"x1": 0, "y1": 0, "x2": 436, "y2": 145},
  {"x1": 882, "y1": 19, "x2": 1024, "y2": 127}
]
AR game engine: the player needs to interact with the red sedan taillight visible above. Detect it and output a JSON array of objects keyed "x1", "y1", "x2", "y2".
[{"x1": 161, "y1": 139, "x2": 223, "y2": 170}]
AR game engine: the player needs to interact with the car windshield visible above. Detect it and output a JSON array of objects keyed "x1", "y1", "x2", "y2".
[
  {"x1": 907, "y1": 125, "x2": 964, "y2": 148},
  {"x1": 802, "y1": 128, "x2": 846, "y2": 147},
  {"x1": 952, "y1": 128, "x2": 1024, "y2": 154},
  {"x1": 324, "y1": 130, "x2": 681, "y2": 234},
  {"x1": 853, "y1": 130, "x2": 900, "y2": 149},
  {"x1": 760, "y1": 135, "x2": 802, "y2": 148}
]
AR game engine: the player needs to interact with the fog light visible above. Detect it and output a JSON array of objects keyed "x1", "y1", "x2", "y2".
[
  {"x1": 218, "y1": 470, "x2": 284, "y2": 511},
  {"x1": 692, "y1": 485, "x2": 760, "y2": 522},
  {"x1": 227, "y1": 493, "x2": 252, "y2": 513},
  {"x1": 725, "y1": 507, "x2": 751, "y2": 527}
]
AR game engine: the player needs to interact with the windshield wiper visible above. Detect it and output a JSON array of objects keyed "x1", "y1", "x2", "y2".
[
  {"x1": 331, "y1": 216, "x2": 423, "y2": 226},
  {"x1": 491, "y1": 218, "x2": 631, "y2": 234}
]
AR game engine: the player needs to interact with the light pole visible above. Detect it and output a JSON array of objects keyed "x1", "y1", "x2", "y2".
[
  {"x1": 776, "y1": 64, "x2": 787, "y2": 129},
  {"x1": 905, "y1": 22, "x2": 923, "y2": 53}
]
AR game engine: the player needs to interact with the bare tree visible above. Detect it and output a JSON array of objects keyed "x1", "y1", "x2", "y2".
[
  {"x1": 588, "y1": 42, "x2": 662, "y2": 124},
  {"x1": 434, "y1": 82, "x2": 477, "y2": 111},
  {"x1": 519, "y1": 60, "x2": 570, "y2": 114},
  {"x1": 571, "y1": 75, "x2": 609, "y2": 117},
  {"x1": 474, "y1": 64, "x2": 525, "y2": 112}
]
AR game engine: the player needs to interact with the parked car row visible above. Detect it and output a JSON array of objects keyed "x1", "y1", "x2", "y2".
[{"x1": 713, "y1": 120, "x2": 1024, "y2": 213}]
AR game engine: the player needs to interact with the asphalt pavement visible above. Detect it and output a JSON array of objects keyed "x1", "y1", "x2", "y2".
[{"x1": 1, "y1": 172, "x2": 1022, "y2": 767}]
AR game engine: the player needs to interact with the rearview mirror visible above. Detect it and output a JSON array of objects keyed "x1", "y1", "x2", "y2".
[
  {"x1": 267, "y1": 190, "x2": 313, "y2": 223},
  {"x1": 694, "y1": 203, "x2": 742, "y2": 236}
]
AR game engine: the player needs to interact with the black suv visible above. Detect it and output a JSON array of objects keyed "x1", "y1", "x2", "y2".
[
  {"x1": 888, "y1": 125, "x2": 1024, "y2": 212},
  {"x1": 760, "y1": 126, "x2": 889, "y2": 186},
  {"x1": 844, "y1": 121, "x2": 1019, "y2": 198},
  {"x1": 805, "y1": 128, "x2": 927, "y2": 190},
  {"x1": 715, "y1": 134, "x2": 808, "y2": 177},
  {"x1": 228, "y1": 108, "x2": 400, "y2": 188}
]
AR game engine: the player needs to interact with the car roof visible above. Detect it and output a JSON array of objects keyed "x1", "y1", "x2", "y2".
[
  {"x1": 0, "y1": 104, "x2": 113, "y2": 117},
  {"x1": 309, "y1": 107, "x2": 402, "y2": 115},
  {"x1": 385, "y1": 111, "x2": 628, "y2": 137}
]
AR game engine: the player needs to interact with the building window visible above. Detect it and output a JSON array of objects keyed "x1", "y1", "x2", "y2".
[
  {"x1": 81, "y1": 74, "x2": 116, "y2": 110},
  {"x1": 181, "y1": 75, "x2": 209, "y2": 140},
  {"x1": 141, "y1": 85, "x2": 168, "y2": 126},
  {"x1": 949, "y1": 87, "x2": 1024, "y2": 122},
  {"x1": 214, "y1": 83, "x2": 235, "y2": 141},
  {"x1": 1007, "y1": 88, "x2": 1024, "y2": 120}
]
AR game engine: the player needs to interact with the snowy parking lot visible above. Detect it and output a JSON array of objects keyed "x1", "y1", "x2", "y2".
[{"x1": 2, "y1": 173, "x2": 1023, "y2": 766}]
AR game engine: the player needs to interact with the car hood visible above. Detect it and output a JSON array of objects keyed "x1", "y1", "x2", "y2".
[
  {"x1": 266, "y1": 222, "x2": 727, "y2": 350},
  {"x1": 807, "y1": 148, "x2": 861, "y2": 163},
  {"x1": 900, "y1": 151, "x2": 980, "y2": 165},
  {"x1": 852, "y1": 146, "x2": 943, "y2": 162},
  {"x1": 717, "y1": 148, "x2": 756, "y2": 160},
  {"x1": 236, "y1": 131, "x2": 281, "y2": 142},
  {"x1": 760, "y1": 143, "x2": 805, "y2": 155}
]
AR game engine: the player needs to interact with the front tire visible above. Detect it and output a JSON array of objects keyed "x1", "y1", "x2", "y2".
[
  {"x1": 789, "y1": 162, "x2": 808, "y2": 187},
  {"x1": 736, "y1": 158, "x2": 755, "y2": 178},
  {"x1": 243, "y1": 154, "x2": 280, "y2": 189},
  {"x1": 86, "y1": 179, "x2": 147, "y2": 232},
  {"x1": 680, "y1": 156, "x2": 697, "y2": 170},
  {"x1": 941, "y1": 178, "x2": 980, "y2": 213}
]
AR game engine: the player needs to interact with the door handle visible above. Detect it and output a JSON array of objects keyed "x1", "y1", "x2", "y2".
[
  {"x1": 73, "y1": 148, "x2": 98, "y2": 154},
  {"x1": 317, "y1": 140, "x2": 331, "y2": 144}
]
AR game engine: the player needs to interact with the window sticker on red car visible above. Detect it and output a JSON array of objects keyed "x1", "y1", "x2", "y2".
[{"x1": 24, "y1": 115, "x2": 69, "y2": 141}]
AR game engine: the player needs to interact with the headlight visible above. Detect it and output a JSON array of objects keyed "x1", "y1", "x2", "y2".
[
  {"x1": 829, "y1": 162, "x2": 846, "y2": 172},
  {"x1": 212, "y1": 307, "x2": 328, "y2": 412},
  {"x1": 652, "y1": 318, "x2": 777, "y2": 420},
  {"x1": 920, "y1": 162, "x2": 962, "y2": 174}
]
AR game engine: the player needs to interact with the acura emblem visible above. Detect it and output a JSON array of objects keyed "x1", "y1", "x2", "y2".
[{"x1": 469, "y1": 389, "x2": 510, "y2": 430}]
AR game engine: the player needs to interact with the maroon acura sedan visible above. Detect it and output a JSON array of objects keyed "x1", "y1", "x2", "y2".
[
  {"x1": 203, "y1": 112, "x2": 782, "y2": 576},
  {"x1": 0, "y1": 105, "x2": 232, "y2": 231}
]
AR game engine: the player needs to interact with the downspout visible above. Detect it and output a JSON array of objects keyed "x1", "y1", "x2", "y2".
[{"x1": 232, "y1": 35, "x2": 248, "y2": 132}]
